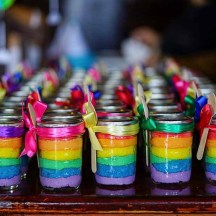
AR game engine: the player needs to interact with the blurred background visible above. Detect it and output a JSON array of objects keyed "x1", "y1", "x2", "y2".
[{"x1": 1, "y1": 0, "x2": 216, "y2": 79}]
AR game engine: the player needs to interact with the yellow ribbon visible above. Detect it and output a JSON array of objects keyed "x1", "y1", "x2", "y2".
[
  {"x1": 0, "y1": 87, "x2": 6, "y2": 100},
  {"x1": 84, "y1": 74, "x2": 97, "y2": 91},
  {"x1": 187, "y1": 85, "x2": 196, "y2": 99},
  {"x1": 133, "y1": 66, "x2": 150, "y2": 84},
  {"x1": 82, "y1": 102, "x2": 140, "y2": 150},
  {"x1": 82, "y1": 101, "x2": 103, "y2": 151}
]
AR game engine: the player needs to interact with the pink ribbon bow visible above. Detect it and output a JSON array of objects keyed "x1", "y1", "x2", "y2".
[
  {"x1": 20, "y1": 97, "x2": 47, "y2": 157},
  {"x1": 88, "y1": 68, "x2": 101, "y2": 82},
  {"x1": 172, "y1": 75, "x2": 191, "y2": 108}
]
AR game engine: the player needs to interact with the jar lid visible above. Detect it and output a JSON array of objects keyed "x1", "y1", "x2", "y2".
[
  {"x1": 1, "y1": 101, "x2": 22, "y2": 107},
  {"x1": 11, "y1": 90, "x2": 30, "y2": 97},
  {"x1": 0, "y1": 117, "x2": 23, "y2": 127},
  {"x1": 97, "y1": 107, "x2": 132, "y2": 114},
  {"x1": 5, "y1": 96, "x2": 25, "y2": 103},
  {"x1": 150, "y1": 112, "x2": 184, "y2": 118},
  {"x1": 98, "y1": 117, "x2": 138, "y2": 126},
  {"x1": 0, "y1": 107, "x2": 22, "y2": 114},
  {"x1": 151, "y1": 93, "x2": 175, "y2": 100},
  {"x1": 97, "y1": 99, "x2": 124, "y2": 106},
  {"x1": 153, "y1": 115, "x2": 193, "y2": 124},
  {"x1": 96, "y1": 104, "x2": 126, "y2": 111},
  {"x1": 100, "y1": 94, "x2": 118, "y2": 100},
  {"x1": 37, "y1": 117, "x2": 83, "y2": 128},
  {"x1": 45, "y1": 108, "x2": 81, "y2": 115},
  {"x1": 149, "y1": 104, "x2": 180, "y2": 112},
  {"x1": 148, "y1": 99, "x2": 175, "y2": 105}
]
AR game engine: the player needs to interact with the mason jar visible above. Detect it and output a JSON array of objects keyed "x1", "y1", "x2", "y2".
[
  {"x1": 0, "y1": 117, "x2": 24, "y2": 190},
  {"x1": 37, "y1": 117, "x2": 85, "y2": 190},
  {"x1": 95, "y1": 117, "x2": 139, "y2": 185},
  {"x1": 150, "y1": 115, "x2": 194, "y2": 184}
]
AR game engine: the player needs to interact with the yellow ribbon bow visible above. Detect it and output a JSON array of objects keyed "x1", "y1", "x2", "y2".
[
  {"x1": 82, "y1": 101, "x2": 103, "y2": 151},
  {"x1": 82, "y1": 100, "x2": 140, "y2": 173}
]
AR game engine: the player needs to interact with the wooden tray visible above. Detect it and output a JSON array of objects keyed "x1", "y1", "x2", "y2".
[{"x1": 1, "y1": 144, "x2": 216, "y2": 215}]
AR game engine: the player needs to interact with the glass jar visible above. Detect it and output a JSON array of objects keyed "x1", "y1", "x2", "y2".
[
  {"x1": 150, "y1": 115, "x2": 194, "y2": 184},
  {"x1": 95, "y1": 117, "x2": 139, "y2": 186},
  {"x1": 37, "y1": 117, "x2": 85, "y2": 190},
  {"x1": 0, "y1": 118, "x2": 24, "y2": 190},
  {"x1": 205, "y1": 118, "x2": 216, "y2": 182}
]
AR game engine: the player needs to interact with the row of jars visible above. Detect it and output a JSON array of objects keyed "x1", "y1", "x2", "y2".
[{"x1": 1, "y1": 64, "x2": 216, "y2": 192}]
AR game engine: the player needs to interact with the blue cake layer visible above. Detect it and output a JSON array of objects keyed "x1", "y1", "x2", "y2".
[
  {"x1": 206, "y1": 163, "x2": 216, "y2": 174},
  {"x1": 0, "y1": 165, "x2": 20, "y2": 179},
  {"x1": 152, "y1": 159, "x2": 191, "y2": 174},
  {"x1": 96, "y1": 163, "x2": 135, "y2": 178},
  {"x1": 40, "y1": 167, "x2": 81, "y2": 178}
]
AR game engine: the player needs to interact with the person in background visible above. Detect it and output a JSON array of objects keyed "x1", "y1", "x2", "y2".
[{"x1": 125, "y1": 0, "x2": 216, "y2": 73}]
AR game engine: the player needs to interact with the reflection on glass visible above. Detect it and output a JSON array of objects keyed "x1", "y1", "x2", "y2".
[
  {"x1": 205, "y1": 182, "x2": 216, "y2": 195},
  {"x1": 151, "y1": 184, "x2": 190, "y2": 196},
  {"x1": 96, "y1": 184, "x2": 135, "y2": 196}
]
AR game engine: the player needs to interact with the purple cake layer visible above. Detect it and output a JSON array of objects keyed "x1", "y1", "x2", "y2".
[
  {"x1": 40, "y1": 175, "x2": 81, "y2": 189},
  {"x1": 0, "y1": 175, "x2": 21, "y2": 187},
  {"x1": 95, "y1": 175, "x2": 135, "y2": 185},
  {"x1": 206, "y1": 172, "x2": 216, "y2": 181},
  {"x1": 151, "y1": 165, "x2": 191, "y2": 184}
]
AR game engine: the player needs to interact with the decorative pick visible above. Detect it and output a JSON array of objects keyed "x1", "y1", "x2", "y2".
[
  {"x1": 191, "y1": 81, "x2": 202, "y2": 97},
  {"x1": 138, "y1": 83, "x2": 150, "y2": 166},
  {"x1": 28, "y1": 103, "x2": 36, "y2": 127},
  {"x1": 197, "y1": 92, "x2": 216, "y2": 160}
]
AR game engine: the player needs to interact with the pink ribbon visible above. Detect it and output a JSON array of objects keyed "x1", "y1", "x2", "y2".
[
  {"x1": 88, "y1": 68, "x2": 101, "y2": 82},
  {"x1": 20, "y1": 99, "x2": 47, "y2": 157},
  {"x1": 172, "y1": 75, "x2": 191, "y2": 108},
  {"x1": 20, "y1": 109, "x2": 37, "y2": 158},
  {"x1": 37, "y1": 123, "x2": 85, "y2": 138}
]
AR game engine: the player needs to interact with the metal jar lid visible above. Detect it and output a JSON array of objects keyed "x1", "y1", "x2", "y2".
[
  {"x1": 96, "y1": 104, "x2": 127, "y2": 111},
  {"x1": 97, "y1": 99, "x2": 124, "y2": 106},
  {"x1": 150, "y1": 111, "x2": 184, "y2": 118},
  {"x1": 151, "y1": 93, "x2": 175, "y2": 100},
  {"x1": 37, "y1": 117, "x2": 83, "y2": 128},
  {"x1": 148, "y1": 98, "x2": 175, "y2": 105},
  {"x1": 0, "y1": 117, "x2": 24, "y2": 127},
  {"x1": 0, "y1": 107, "x2": 22, "y2": 114},
  {"x1": 11, "y1": 91, "x2": 30, "y2": 97},
  {"x1": 97, "y1": 108, "x2": 133, "y2": 116},
  {"x1": 44, "y1": 109, "x2": 82, "y2": 118},
  {"x1": 1, "y1": 101, "x2": 23, "y2": 107},
  {"x1": 97, "y1": 117, "x2": 138, "y2": 126},
  {"x1": 0, "y1": 114, "x2": 23, "y2": 121},
  {"x1": 153, "y1": 115, "x2": 193, "y2": 125},
  {"x1": 148, "y1": 104, "x2": 181, "y2": 112},
  {"x1": 5, "y1": 96, "x2": 25, "y2": 103},
  {"x1": 100, "y1": 94, "x2": 118, "y2": 100}
]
